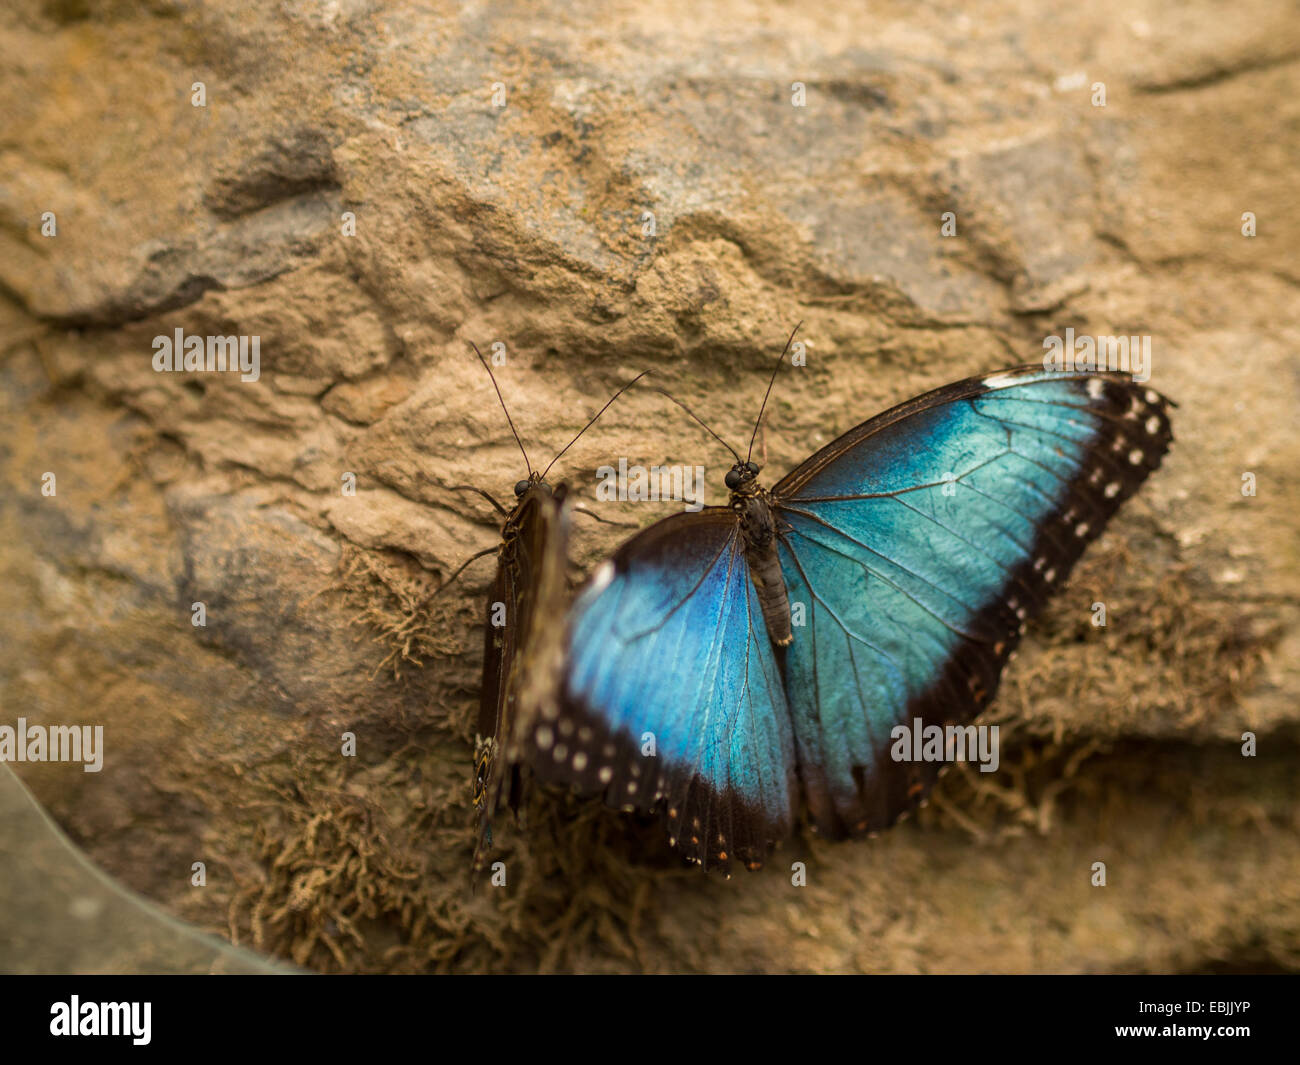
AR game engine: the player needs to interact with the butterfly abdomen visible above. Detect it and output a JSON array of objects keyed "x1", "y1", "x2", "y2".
[{"x1": 735, "y1": 492, "x2": 794, "y2": 647}]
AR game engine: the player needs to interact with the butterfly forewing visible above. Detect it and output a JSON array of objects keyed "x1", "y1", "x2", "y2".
[{"x1": 772, "y1": 367, "x2": 1173, "y2": 835}]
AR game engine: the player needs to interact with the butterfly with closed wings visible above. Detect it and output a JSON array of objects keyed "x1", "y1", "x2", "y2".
[{"x1": 459, "y1": 346, "x2": 648, "y2": 870}]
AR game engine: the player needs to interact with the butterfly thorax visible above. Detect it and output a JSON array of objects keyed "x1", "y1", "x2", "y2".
[
  {"x1": 499, "y1": 473, "x2": 554, "y2": 551},
  {"x1": 727, "y1": 463, "x2": 793, "y2": 648}
]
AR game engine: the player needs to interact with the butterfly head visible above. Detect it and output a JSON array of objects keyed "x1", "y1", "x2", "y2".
[
  {"x1": 514, "y1": 472, "x2": 553, "y2": 498},
  {"x1": 724, "y1": 460, "x2": 762, "y2": 496}
]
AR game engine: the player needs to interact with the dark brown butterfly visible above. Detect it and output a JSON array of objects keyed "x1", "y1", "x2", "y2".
[
  {"x1": 471, "y1": 472, "x2": 570, "y2": 868},
  {"x1": 455, "y1": 346, "x2": 648, "y2": 870}
]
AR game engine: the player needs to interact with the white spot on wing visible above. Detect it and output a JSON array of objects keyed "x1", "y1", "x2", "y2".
[
  {"x1": 589, "y1": 560, "x2": 615, "y2": 594},
  {"x1": 982, "y1": 371, "x2": 1026, "y2": 390}
]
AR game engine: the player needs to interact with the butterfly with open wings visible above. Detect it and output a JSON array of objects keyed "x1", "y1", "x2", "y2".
[{"x1": 517, "y1": 328, "x2": 1174, "y2": 872}]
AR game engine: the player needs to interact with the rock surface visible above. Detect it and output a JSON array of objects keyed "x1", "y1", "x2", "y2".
[{"x1": 1, "y1": 0, "x2": 1297, "y2": 972}]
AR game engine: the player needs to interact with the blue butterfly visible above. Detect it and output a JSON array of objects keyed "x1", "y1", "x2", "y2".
[{"x1": 522, "y1": 342, "x2": 1174, "y2": 872}]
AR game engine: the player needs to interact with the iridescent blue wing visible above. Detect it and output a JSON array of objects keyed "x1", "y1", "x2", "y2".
[
  {"x1": 772, "y1": 367, "x2": 1174, "y2": 836},
  {"x1": 523, "y1": 510, "x2": 799, "y2": 871}
]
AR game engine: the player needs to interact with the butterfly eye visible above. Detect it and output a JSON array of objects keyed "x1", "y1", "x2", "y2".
[
  {"x1": 514, "y1": 480, "x2": 530, "y2": 497},
  {"x1": 724, "y1": 469, "x2": 743, "y2": 489},
  {"x1": 745, "y1": 461, "x2": 760, "y2": 474}
]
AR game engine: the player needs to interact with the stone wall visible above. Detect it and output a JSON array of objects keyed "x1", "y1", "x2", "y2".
[{"x1": 1, "y1": 0, "x2": 1297, "y2": 972}]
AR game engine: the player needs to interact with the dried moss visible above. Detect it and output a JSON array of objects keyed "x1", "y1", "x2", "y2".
[{"x1": 207, "y1": 512, "x2": 1286, "y2": 974}]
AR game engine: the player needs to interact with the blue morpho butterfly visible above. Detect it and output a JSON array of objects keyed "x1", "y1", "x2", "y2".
[
  {"x1": 518, "y1": 328, "x2": 1175, "y2": 872},
  {"x1": 452, "y1": 346, "x2": 648, "y2": 870}
]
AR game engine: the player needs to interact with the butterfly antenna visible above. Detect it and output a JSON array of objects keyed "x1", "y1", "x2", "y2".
[
  {"x1": 746, "y1": 321, "x2": 802, "y2": 463},
  {"x1": 448, "y1": 484, "x2": 510, "y2": 517},
  {"x1": 471, "y1": 342, "x2": 533, "y2": 475},
  {"x1": 540, "y1": 369, "x2": 653, "y2": 479},
  {"x1": 651, "y1": 387, "x2": 742, "y2": 463}
]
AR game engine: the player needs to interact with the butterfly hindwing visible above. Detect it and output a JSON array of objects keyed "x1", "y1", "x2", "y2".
[
  {"x1": 526, "y1": 511, "x2": 799, "y2": 870},
  {"x1": 772, "y1": 367, "x2": 1174, "y2": 835}
]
